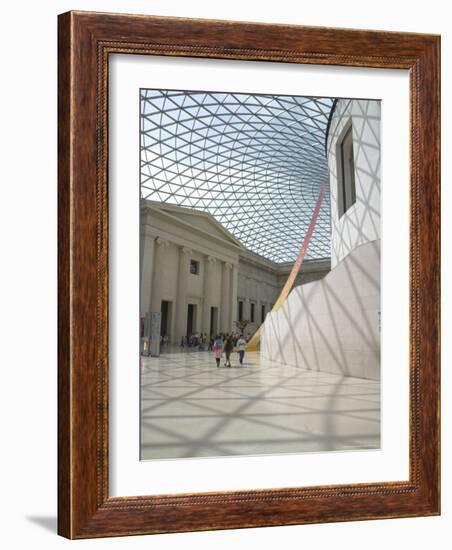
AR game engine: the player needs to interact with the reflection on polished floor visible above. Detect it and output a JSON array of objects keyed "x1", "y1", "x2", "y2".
[{"x1": 140, "y1": 350, "x2": 380, "y2": 460}]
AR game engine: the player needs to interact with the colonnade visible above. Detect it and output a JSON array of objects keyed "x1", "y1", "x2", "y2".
[{"x1": 141, "y1": 230, "x2": 239, "y2": 345}]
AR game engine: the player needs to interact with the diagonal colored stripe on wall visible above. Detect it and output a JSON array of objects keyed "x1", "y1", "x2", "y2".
[{"x1": 246, "y1": 185, "x2": 325, "y2": 352}]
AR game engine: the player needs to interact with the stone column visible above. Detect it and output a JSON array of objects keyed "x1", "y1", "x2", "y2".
[
  {"x1": 202, "y1": 255, "x2": 216, "y2": 335},
  {"x1": 140, "y1": 229, "x2": 155, "y2": 317},
  {"x1": 220, "y1": 262, "x2": 232, "y2": 333},
  {"x1": 255, "y1": 277, "x2": 261, "y2": 326},
  {"x1": 150, "y1": 237, "x2": 169, "y2": 313},
  {"x1": 230, "y1": 263, "x2": 239, "y2": 332},
  {"x1": 174, "y1": 246, "x2": 192, "y2": 343}
]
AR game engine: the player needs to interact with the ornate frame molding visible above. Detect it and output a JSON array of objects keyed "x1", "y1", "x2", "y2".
[{"x1": 58, "y1": 11, "x2": 440, "y2": 538}]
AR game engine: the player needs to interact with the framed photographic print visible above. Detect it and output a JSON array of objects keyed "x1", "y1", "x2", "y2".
[{"x1": 58, "y1": 11, "x2": 440, "y2": 539}]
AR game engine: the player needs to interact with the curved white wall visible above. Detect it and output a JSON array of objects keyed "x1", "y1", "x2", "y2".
[
  {"x1": 327, "y1": 99, "x2": 381, "y2": 267},
  {"x1": 261, "y1": 240, "x2": 380, "y2": 380},
  {"x1": 260, "y1": 99, "x2": 381, "y2": 380}
]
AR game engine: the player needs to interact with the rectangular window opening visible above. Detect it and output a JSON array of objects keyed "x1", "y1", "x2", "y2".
[
  {"x1": 190, "y1": 259, "x2": 199, "y2": 275},
  {"x1": 337, "y1": 122, "x2": 356, "y2": 218},
  {"x1": 238, "y1": 300, "x2": 244, "y2": 322}
]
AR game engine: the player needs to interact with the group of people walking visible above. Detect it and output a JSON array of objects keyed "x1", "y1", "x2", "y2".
[
  {"x1": 213, "y1": 334, "x2": 247, "y2": 368},
  {"x1": 178, "y1": 331, "x2": 250, "y2": 368},
  {"x1": 180, "y1": 333, "x2": 210, "y2": 349}
]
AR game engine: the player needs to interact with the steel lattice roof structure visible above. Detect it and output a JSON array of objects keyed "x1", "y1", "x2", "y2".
[{"x1": 140, "y1": 89, "x2": 334, "y2": 263}]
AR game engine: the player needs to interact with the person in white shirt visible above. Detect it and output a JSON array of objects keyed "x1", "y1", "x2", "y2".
[{"x1": 236, "y1": 335, "x2": 247, "y2": 366}]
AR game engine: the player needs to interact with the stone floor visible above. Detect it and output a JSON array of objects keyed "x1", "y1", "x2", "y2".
[{"x1": 140, "y1": 349, "x2": 380, "y2": 460}]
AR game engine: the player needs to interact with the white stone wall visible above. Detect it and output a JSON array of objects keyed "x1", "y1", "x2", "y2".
[
  {"x1": 277, "y1": 259, "x2": 331, "y2": 288},
  {"x1": 261, "y1": 240, "x2": 380, "y2": 380},
  {"x1": 327, "y1": 99, "x2": 381, "y2": 267},
  {"x1": 204, "y1": 259, "x2": 222, "y2": 309},
  {"x1": 187, "y1": 250, "x2": 204, "y2": 298}
]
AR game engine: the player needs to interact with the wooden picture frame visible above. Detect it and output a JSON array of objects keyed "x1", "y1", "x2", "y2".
[{"x1": 58, "y1": 11, "x2": 440, "y2": 539}]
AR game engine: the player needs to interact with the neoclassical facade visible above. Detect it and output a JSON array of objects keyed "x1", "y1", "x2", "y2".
[
  {"x1": 141, "y1": 201, "x2": 330, "y2": 347},
  {"x1": 141, "y1": 202, "x2": 240, "y2": 346}
]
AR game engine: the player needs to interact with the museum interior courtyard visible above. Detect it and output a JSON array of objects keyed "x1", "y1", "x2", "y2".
[{"x1": 140, "y1": 90, "x2": 381, "y2": 459}]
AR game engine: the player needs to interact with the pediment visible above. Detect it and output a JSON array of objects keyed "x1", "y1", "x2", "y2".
[
  {"x1": 142, "y1": 201, "x2": 242, "y2": 248},
  {"x1": 174, "y1": 211, "x2": 235, "y2": 242}
]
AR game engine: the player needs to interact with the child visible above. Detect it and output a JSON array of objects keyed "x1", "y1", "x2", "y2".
[
  {"x1": 236, "y1": 335, "x2": 247, "y2": 366},
  {"x1": 213, "y1": 335, "x2": 224, "y2": 367}
]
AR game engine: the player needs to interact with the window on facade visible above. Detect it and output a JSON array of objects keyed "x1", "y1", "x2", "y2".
[
  {"x1": 337, "y1": 122, "x2": 356, "y2": 218},
  {"x1": 250, "y1": 303, "x2": 255, "y2": 323},
  {"x1": 190, "y1": 259, "x2": 199, "y2": 275},
  {"x1": 238, "y1": 301, "x2": 243, "y2": 322},
  {"x1": 261, "y1": 304, "x2": 265, "y2": 323}
]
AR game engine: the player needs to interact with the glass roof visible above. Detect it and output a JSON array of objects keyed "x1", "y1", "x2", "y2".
[{"x1": 140, "y1": 89, "x2": 334, "y2": 263}]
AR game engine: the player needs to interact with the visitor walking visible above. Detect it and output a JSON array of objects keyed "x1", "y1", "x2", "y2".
[
  {"x1": 224, "y1": 335, "x2": 234, "y2": 367},
  {"x1": 213, "y1": 335, "x2": 224, "y2": 368},
  {"x1": 236, "y1": 335, "x2": 246, "y2": 366}
]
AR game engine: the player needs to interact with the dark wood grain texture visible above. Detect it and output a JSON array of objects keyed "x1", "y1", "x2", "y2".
[
  {"x1": 57, "y1": 10, "x2": 72, "y2": 539},
  {"x1": 58, "y1": 11, "x2": 440, "y2": 539}
]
